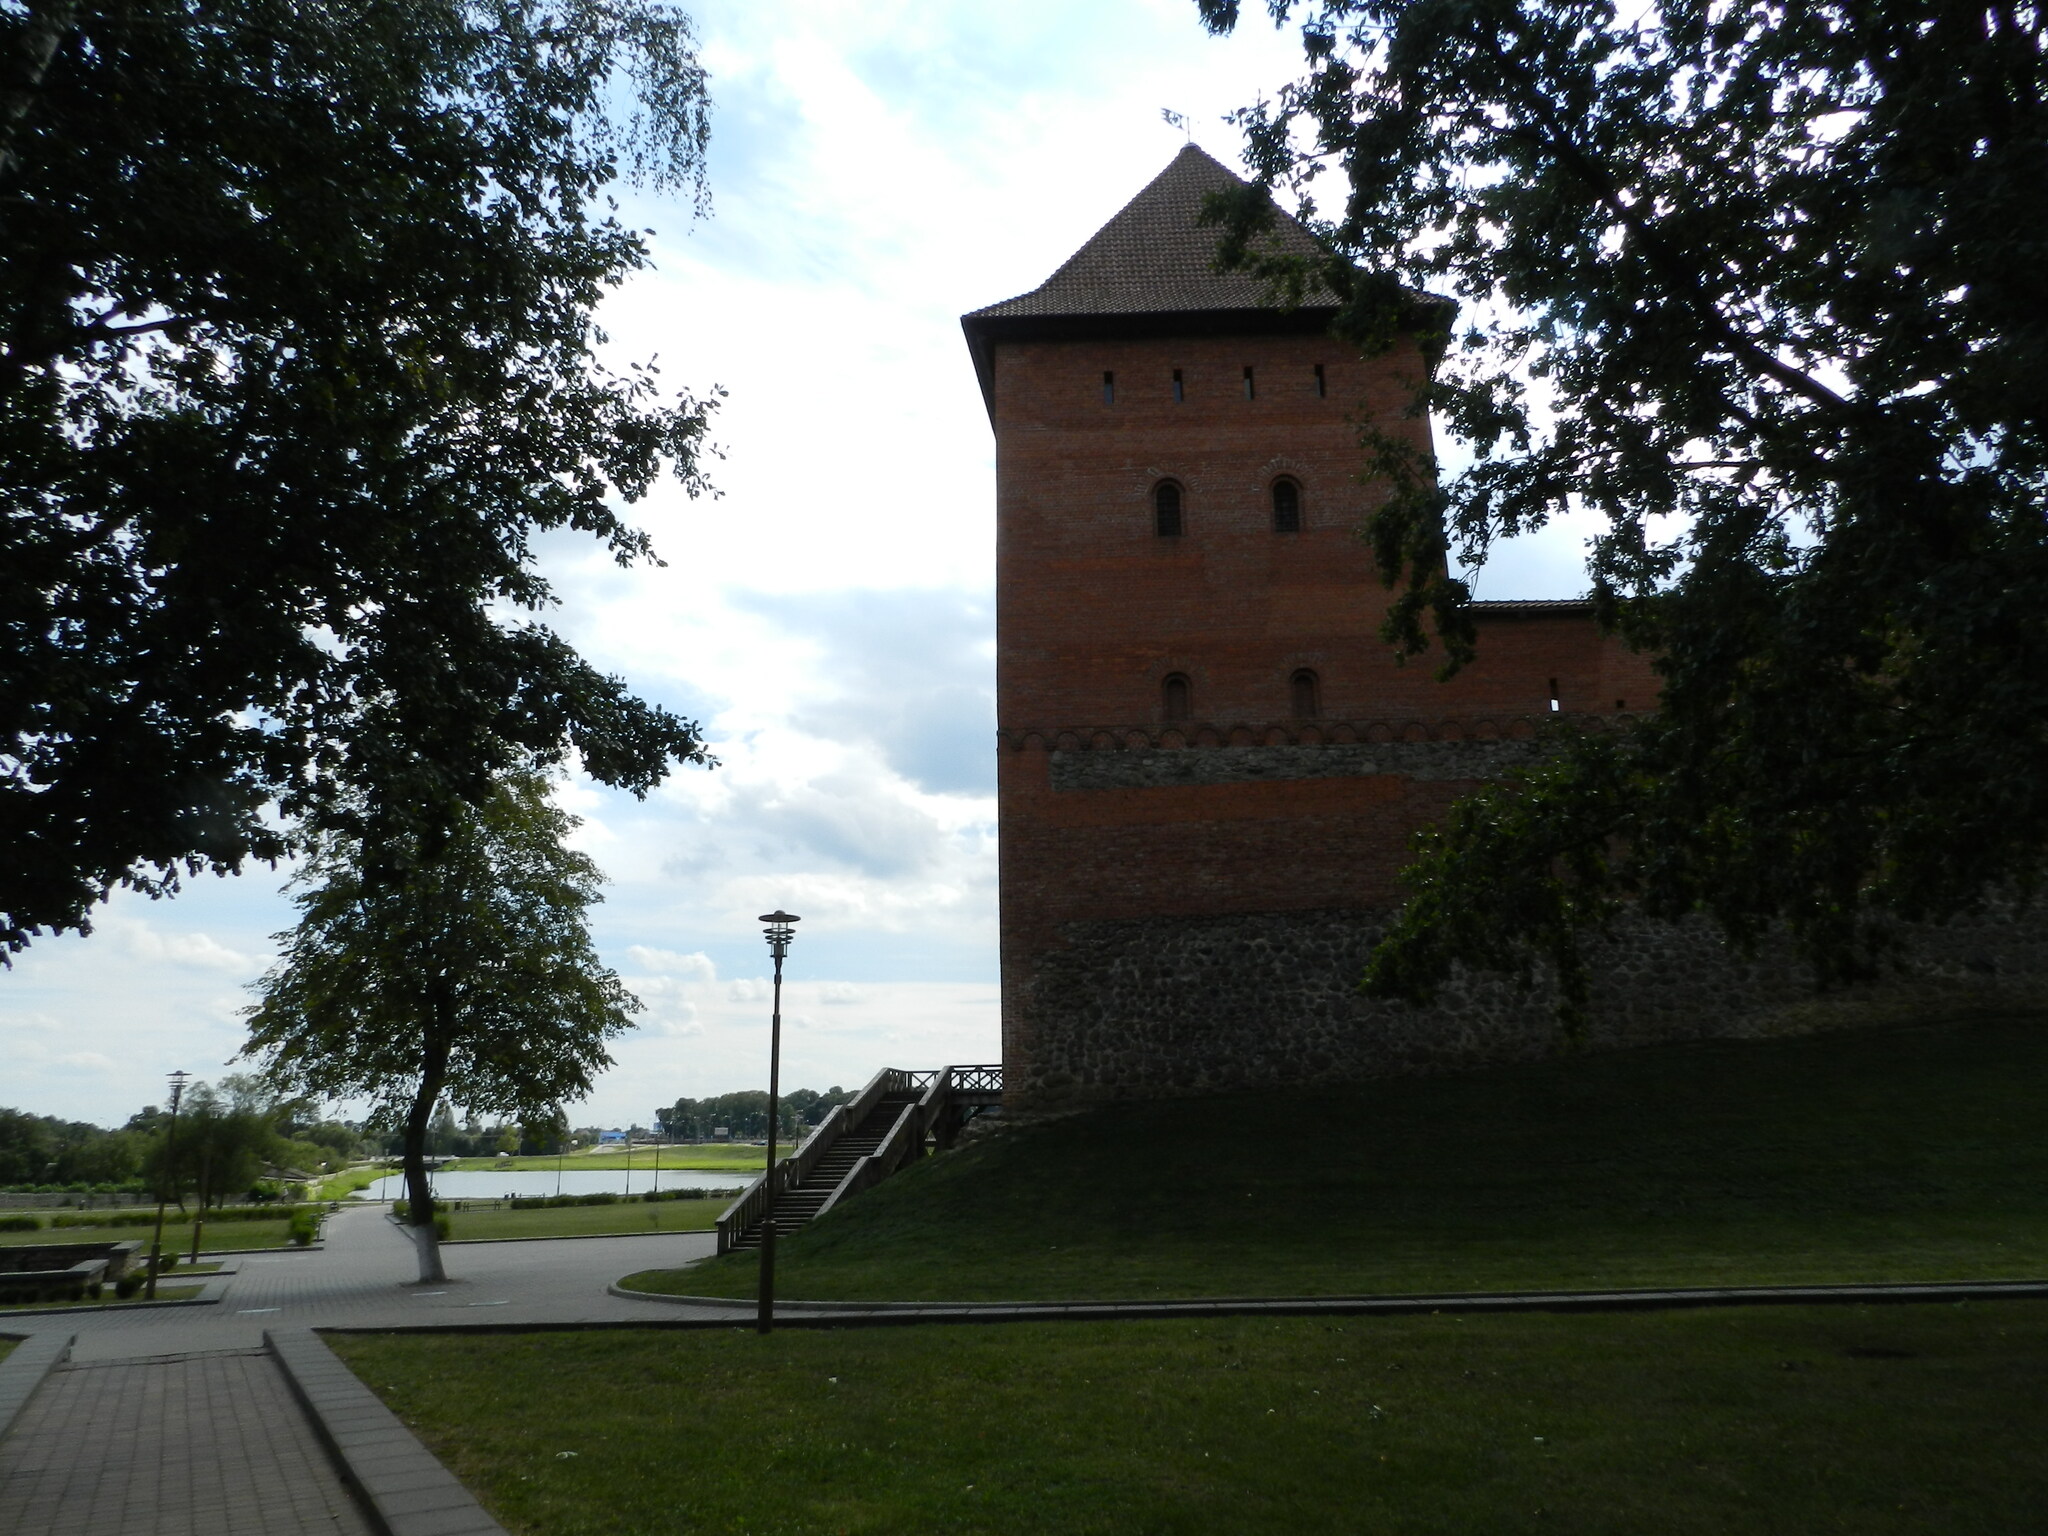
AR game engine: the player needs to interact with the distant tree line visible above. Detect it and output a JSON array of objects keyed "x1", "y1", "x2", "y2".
[
  {"x1": 654, "y1": 1087, "x2": 855, "y2": 1142},
  {"x1": 1, "y1": 1076, "x2": 378, "y2": 1202}
]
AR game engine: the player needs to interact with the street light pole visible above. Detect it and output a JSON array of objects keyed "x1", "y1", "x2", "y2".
[
  {"x1": 757, "y1": 910, "x2": 799, "y2": 1335},
  {"x1": 146, "y1": 1070, "x2": 190, "y2": 1301}
]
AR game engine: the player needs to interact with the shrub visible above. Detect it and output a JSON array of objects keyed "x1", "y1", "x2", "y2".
[
  {"x1": 114, "y1": 1273, "x2": 142, "y2": 1300},
  {"x1": 288, "y1": 1207, "x2": 322, "y2": 1246},
  {"x1": 0, "y1": 1214, "x2": 40, "y2": 1232}
]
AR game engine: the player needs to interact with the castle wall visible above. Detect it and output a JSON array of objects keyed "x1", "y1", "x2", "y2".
[
  {"x1": 1008, "y1": 901, "x2": 2048, "y2": 1110},
  {"x1": 990, "y1": 326, "x2": 1663, "y2": 1102}
]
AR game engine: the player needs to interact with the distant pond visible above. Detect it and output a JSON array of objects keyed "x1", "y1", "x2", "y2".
[{"x1": 353, "y1": 1168, "x2": 751, "y2": 1201}]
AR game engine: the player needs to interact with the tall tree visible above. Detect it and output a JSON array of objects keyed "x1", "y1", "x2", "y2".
[
  {"x1": 1197, "y1": 1, "x2": 2048, "y2": 1010},
  {"x1": 241, "y1": 767, "x2": 635, "y2": 1281},
  {"x1": 1, "y1": 0, "x2": 717, "y2": 957}
]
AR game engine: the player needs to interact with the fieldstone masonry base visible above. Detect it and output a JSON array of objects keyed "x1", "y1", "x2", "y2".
[{"x1": 1009, "y1": 904, "x2": 2048, "y2": 1109}]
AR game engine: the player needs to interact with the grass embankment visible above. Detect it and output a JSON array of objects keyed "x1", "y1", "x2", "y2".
[
  {"x1": 443, "y1": 1146, "x2": 766, "y2": 1173},
  {"x1": 333, "y1": 1303, "x2": 2048, "y2": 1536},
  {"x1": 314, "y1": 1166, "x2": 387, "y2": 1201},
  {"x1": 0, "y1": 1219, "x2": 293, "y2": 1253},
  {"x1": 629, "y1": 1015, "x2": 2048, "y2": 1303},
  {"x1": 443, "y1": 1200, "x2": 723, "y2": 1242}
]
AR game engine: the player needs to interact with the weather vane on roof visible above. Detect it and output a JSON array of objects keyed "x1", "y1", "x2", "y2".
[{"x1": 1161, "y1": 108, "x2": 1191, "y2": 143}]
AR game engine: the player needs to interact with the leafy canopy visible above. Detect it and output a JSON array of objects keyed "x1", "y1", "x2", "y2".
[
  {"x1": 1, "y1": 0, "x2": 718, "y2": 954},
  {"x1": 240, "y1": 767, "x2": 637, "y2": 1131},
  {"x1": 1198, "y1": 0, "x2": 2048, "y2": 1005}
]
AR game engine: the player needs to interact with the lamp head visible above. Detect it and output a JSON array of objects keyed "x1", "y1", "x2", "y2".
[
  {"x1": 166, "y1": 1069, "x2": 191, "y2": 1110},
  {"x1": 758, "y1": 910, "x2": 800, "y2": 960}
]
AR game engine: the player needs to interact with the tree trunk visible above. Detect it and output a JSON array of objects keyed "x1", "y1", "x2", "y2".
[
  {"x1": 401, "y1": 1016, "x2": 453, "y2": 1284},
  {"x1": 0, "y1": 0, "x2": 76, "y2": 186}
]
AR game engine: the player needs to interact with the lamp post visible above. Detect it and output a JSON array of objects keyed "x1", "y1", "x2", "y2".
[
  {"x1": 146, "y1": 1070, "x2": 190, "y2": 1301},
  {"x1": 757, "y1": 910, "x2": 799, "y2": 1335}
]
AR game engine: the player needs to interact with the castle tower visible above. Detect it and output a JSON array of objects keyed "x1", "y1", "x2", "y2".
[{"x1": 964, "y1": 147, "x2": 1657, "y2": 1109}]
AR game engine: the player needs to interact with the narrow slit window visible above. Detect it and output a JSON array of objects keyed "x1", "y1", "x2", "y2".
[
  {"x1": 1313, "y1": 363, "x2": 1326, "y2": 398},
  {"x1": 1102, "y1": 370, "x2": 1115, "y2": 404},
  {"x1": 1171, "y1": 368, "x2": 1184, "y2": 403},
  {"x1": 1272, "y1": 479, "x2": 1301, "y2": 533},
  {"x1": 1162, "y1": 673, "x2": 1193, "y2": 722},
  {"x1": 1154, "y1": 481, "x2": 1183, "y2": 537},
  {"x1": 1290, "y1": 668, "x2": 1321, "y2": 720},
  {"x1": 1243, "y1": 365, "x2": 1256, "y2": 400},
  {"x1": 1549, "y1": 678, "x2": 1561, "y2": 713}
]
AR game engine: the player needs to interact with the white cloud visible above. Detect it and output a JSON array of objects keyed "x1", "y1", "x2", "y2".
[{"x1": 623, "y1": 947, "x2": 719, "y2": 983}]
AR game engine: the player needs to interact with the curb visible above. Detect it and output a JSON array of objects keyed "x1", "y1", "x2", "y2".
[
  {"x1": 605, "y1": 1277, "x2": 2048, "y2": 1321},
  {"x1": 267, "y1": 1327, "x2": 508, "y2": 1536},
  {"x1": 0, "y1": 1294, "x2": 221, "y2": 1320},
  {"x1": 441, "y1": 1228, "x2": 720, "y2": 1247},
  {"x1": 0, "y1": 1331, "x2": 74, "y2": 1444}
]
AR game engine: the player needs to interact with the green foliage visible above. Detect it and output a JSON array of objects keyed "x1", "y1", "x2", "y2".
[
  {"x1": 1200, "y1": 1, "x2": 2048, "y2": 994},
  {"x1": 0, "y1": 1107, "x2": 141, "y2": 1187},
  {"x1": 243, "y1": 768, "x2": 634, "y2": 1127},
  {"x1": 656, "y1": 1086, "x2": 847, "y2": 1140},
  {"x1": 0, "y1": 0, "x2": 716, "y2": 956},
  {"x1": 243, "y1": 766, "x2": 635, "y2": 1260},
  {"x1": 48, "y1": 1204, "x2": 293, "y2": 1228},
  {"x1": 0, "y1": 1214, "x2": 39, "y2": 1232},
  {"x1": 288, "y1": 1207, "x2": 323, "y2": 1246}
]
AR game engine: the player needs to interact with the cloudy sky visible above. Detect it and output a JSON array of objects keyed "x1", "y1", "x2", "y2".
[{"x1": 5, "y1": 0, "x2": 1594, "y2": 1132}]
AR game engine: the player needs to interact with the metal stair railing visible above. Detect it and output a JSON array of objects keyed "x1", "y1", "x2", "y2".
[
  {"x1": 715, "y1": 1063, "x2": 896, "y2": 1254},
  {"x1": 716, "y1": 1063, "x2": 1002, "y2": 1250}
]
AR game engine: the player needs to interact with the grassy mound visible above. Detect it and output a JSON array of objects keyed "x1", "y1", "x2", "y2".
[{"x1": 624, "y1": 1014, "x2": 2048, "y2": 1302}]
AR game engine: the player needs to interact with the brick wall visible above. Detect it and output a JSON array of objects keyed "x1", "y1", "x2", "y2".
[{"x1": 990, "y1": 324, "x2": 1665, "y2": 1099}]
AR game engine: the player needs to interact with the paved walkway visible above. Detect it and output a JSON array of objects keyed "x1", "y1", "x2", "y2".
[
  {"x1": 0, "y1": 1205, "x2": 729, "y2": 1535},
  {"x1": 0, "y1": 1348, "x2": 374, "y2": 1536},
  {"x1": 2, "y1": 1203, "x2": 728, "y2": 1363}
]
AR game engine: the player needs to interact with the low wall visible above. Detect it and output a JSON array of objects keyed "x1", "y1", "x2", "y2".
[
  {"x1": 1007, "y1": 903, "x2": 2048, "y2": 1110},
  {"x1": 0, "y1": 1241, "x2": 143, "y2": 1302}
]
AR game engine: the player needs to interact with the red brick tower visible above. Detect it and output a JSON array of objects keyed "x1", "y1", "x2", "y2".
[{"x1": 963, "y1": 147, "x2": 1657, "y2": 1108}]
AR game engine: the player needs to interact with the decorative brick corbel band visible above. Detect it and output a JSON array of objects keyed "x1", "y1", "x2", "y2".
[{"x1": 998, "y1": 714, "x2": 1632, "y2": 753}]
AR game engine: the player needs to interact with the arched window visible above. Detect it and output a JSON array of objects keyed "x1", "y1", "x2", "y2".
[
  {"x1": 1272, "y1": 479, "x2": 1301, "y2": 533},
  {"x1": 1154, "y1": 481, "x2": 1183, "y2": 537},
  {"x1": 1162, "y1": 673, "x2": 1193, "y2": 722},
  {"x1": 1290, "y1": 668, "x2": 1321, "y2": 720}
]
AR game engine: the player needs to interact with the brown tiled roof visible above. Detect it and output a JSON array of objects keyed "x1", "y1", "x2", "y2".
[{"x1": 965, "y1": 144, "x2": 1333, "y2": 322}]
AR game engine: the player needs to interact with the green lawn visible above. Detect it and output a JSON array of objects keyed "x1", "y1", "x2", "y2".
[
  {"x1": 1, "y1": 1283, "x2": 203, "y2": 1312},
  {"x1": 444, "y1": 1146, "x2": 767, "y2": 1173},
  {"x1": 0, "y1": 1219, "x2": 295, "y2": 1254},
  {"x1": 629, "y1": 1014, "x2": 2048, "y2": 1303},
  {"x1": 331, "y1": 1302, "x2": 2048, "y2": 1536},
  {"x1": 314, "y1": 1166, "x2": 388, "y2": 1201},
  {"x1": 443, "y1": 1200, "x2": 723, "y2": 1242}
]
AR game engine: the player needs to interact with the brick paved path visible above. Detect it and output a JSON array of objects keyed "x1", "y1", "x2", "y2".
[
  {"x1": 0, "y1": 1202, "x2": 729, "y2": 1534},
  {"x1": 0, "y1": 1348, "x2": 374, "y2": 1535}
]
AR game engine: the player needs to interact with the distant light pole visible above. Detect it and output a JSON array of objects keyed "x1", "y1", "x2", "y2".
[
  {"x1": 145, "y1": 1070, "x2": 190, "y2": 1301},
  {"x1": 757, "y1": 910, "x2": 799, "y2": 1335}
]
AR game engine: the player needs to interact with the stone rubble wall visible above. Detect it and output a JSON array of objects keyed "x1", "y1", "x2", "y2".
[{"x1": 1009, "y1": 903, "x2": 2048, "y2": 1111}]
